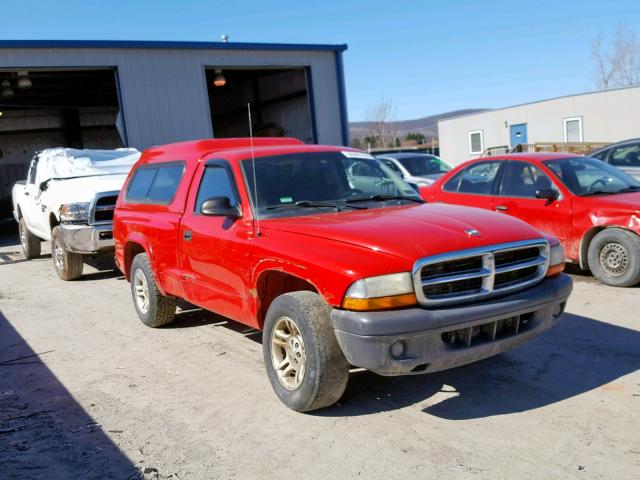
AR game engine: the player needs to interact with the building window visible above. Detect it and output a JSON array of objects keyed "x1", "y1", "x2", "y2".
[
  {"x1": 564, "y1": 117, "x2": 583, "y2": 142},
  {"x1": 469, "y1": 130, "x2": 484, "y2": 154}
]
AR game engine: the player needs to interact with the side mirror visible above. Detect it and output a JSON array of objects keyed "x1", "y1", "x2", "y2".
[
  {"x1": 200, "y1": 197, "x2": 241, "y2": 218},
  {"x1": 535, "y1": 188, "x2": 558, "y2": 202}
]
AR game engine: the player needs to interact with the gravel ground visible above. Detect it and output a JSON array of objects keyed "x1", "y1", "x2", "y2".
[{"x1": 0, "y1": 224, "x2": 638, "y2": 480}]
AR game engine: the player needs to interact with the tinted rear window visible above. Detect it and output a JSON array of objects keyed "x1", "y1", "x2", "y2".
[{"x1": 126, "y1": 163, "x2": 184, "y2": 204}]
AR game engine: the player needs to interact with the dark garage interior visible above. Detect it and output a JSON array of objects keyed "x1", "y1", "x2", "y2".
[
  {"x1": 206, "y1": 67, "x2": 315, "y2": 144},
  {"x1": 0, "y1": 68, "x2": 124, "y2": 218}
]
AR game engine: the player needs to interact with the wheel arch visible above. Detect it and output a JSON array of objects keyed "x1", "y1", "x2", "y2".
[
  {"x1": 49, "y1": 212, "x2": 60, "y2": 231},
  {"x1": 122, "y1": 234, "x2": 158, "y2": 285},
  {"x1": 255, "y1": 269, "x2": 320, "y2": 329},
  {"x1": 580, "y1": 225, "x2": 640, "y2": 269}
]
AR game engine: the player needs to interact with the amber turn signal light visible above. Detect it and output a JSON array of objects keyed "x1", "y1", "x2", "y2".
[
  {"x1": 546, "y1": 263, "x2": 565, "y2": 277},
  {"x1": 342, "y1": 293, "x2": 417, "y2": 311}
]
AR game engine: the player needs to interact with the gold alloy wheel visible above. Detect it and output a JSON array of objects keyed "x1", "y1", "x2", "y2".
[
  {"x1": 271, "y1": 316, "x2": 306, "y2": 390},
  {"x1": 134, "y1": 269, "x2": 150, "y2": 314}
]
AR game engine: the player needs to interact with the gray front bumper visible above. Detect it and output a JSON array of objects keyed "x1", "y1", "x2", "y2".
[
  {"x1": 60, "y1": 223, "x2": 114, "y2": 254},
  {"x1": 331, "y1": 274, "x2": 573, "y2": 376}
]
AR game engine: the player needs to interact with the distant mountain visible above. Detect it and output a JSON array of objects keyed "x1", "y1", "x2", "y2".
[{"x1": 349, "y1": 109, "x2": 489, "y2": 141}]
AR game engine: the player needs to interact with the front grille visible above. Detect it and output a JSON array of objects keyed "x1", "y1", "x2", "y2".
[
  {"x1": 413, "y1": 240, "x2": 549, "y2": 307},
  {"x1": 91, "y1": 192, "x2": 119, "y2": 224},
  {"x1": 441, "y1": 312, "x2": 534, "y2": 348},
  {"x1": 423, "y1": 277, "x2": 483, "y2": 297}
]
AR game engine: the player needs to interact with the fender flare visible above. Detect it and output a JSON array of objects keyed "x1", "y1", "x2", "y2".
[{"x1": 123, "y1": 233, "x2": 167, "y2": 296}]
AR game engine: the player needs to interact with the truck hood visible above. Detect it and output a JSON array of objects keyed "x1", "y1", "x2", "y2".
[
  {"x1": 44, "y1": 173, "x2": 128, "y2": 204},
  {"x1": 262, "y1": 203, "x2": 547, "y2": 262}
]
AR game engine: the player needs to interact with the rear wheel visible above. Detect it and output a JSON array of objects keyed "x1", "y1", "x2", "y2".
[
  {"x1": 262, "y1": 291, "x2": 349, "y2": 412},
  {"x1": 18, "y1": 217, "x2": 41, "y2": 259},
  {"x1": 587, "y1": 229, "x2": 640, "y2": 287},
  {"x1": 130, "y1": 253, "x2": 177, "y2": 327},
  {"x1": 51, "y1": 226, "x2": 83, "y2": 281}
]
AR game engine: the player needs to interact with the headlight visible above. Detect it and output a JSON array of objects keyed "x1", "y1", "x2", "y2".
[
  {"x1": 547, "y1": 242, "x2": 565, "y2": 276},
  {"x1": 59, "y1": 202, "x2": 90, "y2": 223},
  {"x1": 342, "y1": 272, "x2": 416, "y2": 311}
]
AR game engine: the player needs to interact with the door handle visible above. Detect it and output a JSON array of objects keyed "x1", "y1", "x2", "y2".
[
  {"x1": 495, "y1": 205, "x2": 509, "y2": 211},
  {"x1": 24, "y1": 191, "x2": 29, "y2": 196},
  {"x1": 183, "y1": 230, "x2": 192, "y2": 241}
]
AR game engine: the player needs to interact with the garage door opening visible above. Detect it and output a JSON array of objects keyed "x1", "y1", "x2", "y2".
[
  {"x1": 206, "y1": 67, "x2": 316, "y2": 144},
  {"x1": 0, "y1": 68, "x2": 124, "y2": 217}
]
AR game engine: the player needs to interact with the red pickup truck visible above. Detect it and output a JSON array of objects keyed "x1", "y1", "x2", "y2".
[{"x1": 113, "y1": 138, "x2": 572, "y2": 412}]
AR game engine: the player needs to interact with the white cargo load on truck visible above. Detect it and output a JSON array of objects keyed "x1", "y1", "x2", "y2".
[{"x1": 34, "y1": 148, "x2": 140, "y2": 185}]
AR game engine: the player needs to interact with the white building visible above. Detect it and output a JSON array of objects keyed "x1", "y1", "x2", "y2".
[{"x1": 438, "y1": 85, "x2": 640, "y2": 165}]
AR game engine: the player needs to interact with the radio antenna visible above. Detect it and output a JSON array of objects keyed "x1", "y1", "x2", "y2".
[{"x1": 248, "y1": 102, "x2": 261, "y2": 237}]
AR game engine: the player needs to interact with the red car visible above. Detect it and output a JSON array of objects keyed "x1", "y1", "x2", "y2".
[
  {"x1": 113, "y1": 139, "x2": 571, "y2": 411},
  {"x1": 423, "y1": 153, "x2": 640, "y2": 287}
]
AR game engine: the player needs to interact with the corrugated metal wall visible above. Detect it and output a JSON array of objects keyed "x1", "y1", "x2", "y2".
[{"x1": 0, "y1": 47, "x2": 345, "y2": 149}]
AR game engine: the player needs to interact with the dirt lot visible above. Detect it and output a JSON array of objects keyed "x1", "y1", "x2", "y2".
[{"x1": 0, "y1": 224, "x2": 638, "y2": 480}]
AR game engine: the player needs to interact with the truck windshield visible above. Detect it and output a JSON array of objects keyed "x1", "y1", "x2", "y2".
[{"x1": 241, "y1": 151, "x2": 421, "y2": 217}]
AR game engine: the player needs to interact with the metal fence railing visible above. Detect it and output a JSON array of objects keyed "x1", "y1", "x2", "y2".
[{"x1": 483, "y1": 142, "x2": 610, "y2": 157}]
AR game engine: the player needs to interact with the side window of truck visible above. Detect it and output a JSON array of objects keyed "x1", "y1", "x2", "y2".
[
  {"x1": 126, "y1": 162, "x2": 184, "y2": 204},
  {"x1": 27, "y1": 156, "x2": 38, "y2": 184},
  {"x1": 195, "y1": 165, "x2": 239, "y2": 214}
]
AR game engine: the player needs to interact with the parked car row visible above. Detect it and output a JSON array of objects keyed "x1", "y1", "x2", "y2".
[{"x1": 11, "y1": 137, "x2": 640, "y2": 411}]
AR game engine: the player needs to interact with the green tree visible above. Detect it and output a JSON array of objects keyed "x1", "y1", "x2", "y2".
[
  {"x1": 350, "y1": 138, "x2": 363, "y2": 149},
  {"x1": 405, "y1": 132, "x2": 426, "y2": 144},
  {"x1": 364, "y1": 136, "x2": 378, "y2": 149}
]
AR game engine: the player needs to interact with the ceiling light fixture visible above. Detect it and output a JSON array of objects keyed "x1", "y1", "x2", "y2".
[
  {"x1": 1, "y1": 80, "x2": 14, "y2": 99},
  {"x1": 213, "y1": 69, "x2": 226, "y2": 87},
  {"x1": 17, "y1": 71, "x2": 32, "y2": 89}
]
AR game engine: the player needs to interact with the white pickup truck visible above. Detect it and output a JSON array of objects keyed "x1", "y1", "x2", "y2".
[{"x1": 12, "y1": 148, "x2": 140, "y2": 280}]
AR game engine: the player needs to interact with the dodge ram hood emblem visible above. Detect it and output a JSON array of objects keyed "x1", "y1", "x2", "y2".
[{"x1": 465, "y1": 228, "x2": 481, "y2": 237}]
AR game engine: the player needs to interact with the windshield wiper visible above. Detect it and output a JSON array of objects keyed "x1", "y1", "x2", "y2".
[
  {"x1": 265, "y1": 201, "x2": 366, "y2": 211},
  {"x1": 581, "y1": 190, "x2": 614, "y2": 196},
  {"x1": 615, "y1": 185, "x2": 640, "y2": 194},
  {"x1": 346, "y1": 194, "x2": 424, "y2": 203},
  {"x1": 295, "y1": 200, "x2": 367, "y2": 210}
]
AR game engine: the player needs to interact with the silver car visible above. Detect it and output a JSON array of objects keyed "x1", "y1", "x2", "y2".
[
  {"x1": 376, "y1": 153, "x2": 453, "y2": 188},
  {"x1": 590, "y1": 139, "x2": 640, "y2": 180}
]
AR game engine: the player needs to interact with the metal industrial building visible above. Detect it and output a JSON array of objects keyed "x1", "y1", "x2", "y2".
[
  {"x1": 438, "y1": 85, "x2": 640, "y2": 165},
  {"x1": 0, "y1": 40, "x2": 348, "y2": 217}
]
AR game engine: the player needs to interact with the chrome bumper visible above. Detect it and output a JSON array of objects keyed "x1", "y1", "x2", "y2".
[{"x1": 60, "y1": 223, "x2": 114, "y2": 254}]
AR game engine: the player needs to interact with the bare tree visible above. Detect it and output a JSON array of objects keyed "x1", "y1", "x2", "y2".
[
  {"x1": 592, "y1": 25, "x2": 640, "y2": 89},
  {"x1": 365, "y1": 98, "x2": 397, "y2": 148}
]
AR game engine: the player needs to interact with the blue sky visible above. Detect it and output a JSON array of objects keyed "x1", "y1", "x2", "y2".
[{"x1": 2, "y1": 1, "x2": 639, "y2": 121}]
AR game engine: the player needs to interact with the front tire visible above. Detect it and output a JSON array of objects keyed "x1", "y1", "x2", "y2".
[
  {"x1": 51, "y1": 226, "x2": 83, "y2": 280},
  {"x1": 19, "y1": 217, "x2": 41, "y2": 259},
  {"x1": 262, "y1": 291, "x2": 349, "y2": 412},
  {"x1": 587, "y1": 229, "x2": 640, "y2": 287},
  {"x1": 130, "y1": 253, "x2": 176, "y2": 327}
]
